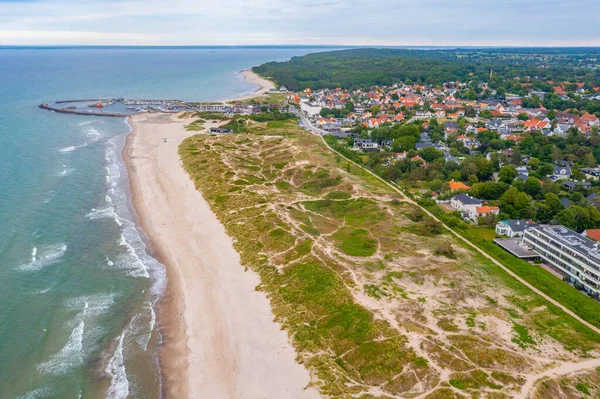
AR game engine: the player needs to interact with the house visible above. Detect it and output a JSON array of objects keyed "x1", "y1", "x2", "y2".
[
  {"x1": 448, "y1": 179, "x2": 470, "y2": 191},
  {"x1": 561, "y1": 197, "x2": 573, "y2": 208},
  {"x1": 444, "y1": 122, "x2": 459, "y2": 136},
  {"x1": 549, "y1": 166, "x2": 571, "y2": 180},
  {"x1": 562, "y1": 181, "x2": 592, "y2": 190},
  {"x1": 495, "y1": 220, "x2": 538, "y2": 238},
  {"x1": 587, "y1": 193, "x2": 600, "y2": 208},
  {"x1": 523, "y1": 225, "x2": 600, "y2": 298},
  {"x1": 469, "y1": 205, "x2": 500, "y2": 220},
  {"x1": 354, "y1": 138, "x2": 379, "y2": 151},
  {"x1": 487, "y1": 119, "x2": 505, "y2": 131},
  {"x1": 416, "y1": 142, "x2": 434, "y2": 150},
  {"x1": 522, "y1": 119, "x2": 550, "y2": 132},
  {"x1": 450, "y1": 193, "x2": 482, "y2": 214},
  {"x1": 411, "y1": 155, "x2": 428, "y2": 166},
  {"x1": 300, "y1": 101, "x2": 322, "y2": 117},
  {"x1": 395, "y1": 151, "x2": 408, "y2": 160},
  {"x1": 582, "y1": 168, "x2": 600, "y2": 180}
]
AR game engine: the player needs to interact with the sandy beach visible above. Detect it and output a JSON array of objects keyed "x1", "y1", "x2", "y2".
[
  {"x1": 219, "y1": 69, "x2": 277, "y2": 103},
  {"x1": 125, "y1": 71, "x2": 318, "y2": 398}
]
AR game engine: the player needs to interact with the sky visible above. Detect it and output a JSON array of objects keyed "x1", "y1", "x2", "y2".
[{"x1": 1, "y1": 0, "x2": 599, "y2": 46}]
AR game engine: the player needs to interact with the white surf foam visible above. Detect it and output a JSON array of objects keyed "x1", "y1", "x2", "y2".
[
  {"x1": 18, "y1": 244, "x2": 67, "y2": 272},
  {"x1": 105, "y1": 332, "x2": 130, "y2": 399},
  {"x1": 16, "y1": 385, "x2": 59, "y2": 399},
  {"x1": 58, "y1": 146, "x2": 77, "y2": 153},
  {"x1": 87, "y1": 127, "x2": 101, "y2": 143},
  {"x1": 37, "y1": 319, "x2": 84, "y2": 375},
  {"x1": 85, "y1": 206, "x2": 123, "y2": 226},
  {"x1": 58, "y1": 141, "x2": 90, "y2": 154},
  {"x1": 57, "y1": 165, "x2": 76, "y2": 177},
  {"x1": 65, "y1": 293, "x2": 115, "y2": 317}
]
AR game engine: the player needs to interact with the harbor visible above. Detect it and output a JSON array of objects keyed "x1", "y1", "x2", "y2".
[{"x1": 39, "y1": 97, "x2": 285, "y2": 117}]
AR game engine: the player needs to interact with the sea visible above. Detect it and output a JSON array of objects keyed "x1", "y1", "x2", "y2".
[{"x1": 0, "y1": 46, "x2": 336, "y2": 399}]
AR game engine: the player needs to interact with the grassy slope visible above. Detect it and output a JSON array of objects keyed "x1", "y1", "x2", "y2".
[{"x1": 179, "y1": 120, "x2": 600, "y2": 397}]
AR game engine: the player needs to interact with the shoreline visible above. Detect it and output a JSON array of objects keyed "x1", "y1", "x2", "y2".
[
  {"x1": 220, "y1": 69, "x2": 276, "y2": 103},
  {"x1": 124, "y1": 71, "x2": 318, "y2": 398}
]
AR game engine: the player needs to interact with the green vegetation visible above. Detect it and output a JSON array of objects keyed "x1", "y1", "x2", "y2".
[
  {"x1": 184, "y1": 119, "x2": 205, "y2": 131},
  {"x1": 228, "y1": 92, "x2": 288, "y2": 106},
  {"x1": 333, "y1": 227, "x2": 377, "y2": 257},
  {"x1": 254, "y1": 48, "x2": 600, "y2": 94},
  {"x1": 179, "y1": 120, "x2": 600, "y2": 397}
]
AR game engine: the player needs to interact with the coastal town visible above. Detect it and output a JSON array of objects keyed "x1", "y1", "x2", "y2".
[
  {"x1": 40, "y1": 77, "x2": 600, "y2": 302},
  {"x1": 288, "y1": 79, "x2": 600, "y2": 300}
]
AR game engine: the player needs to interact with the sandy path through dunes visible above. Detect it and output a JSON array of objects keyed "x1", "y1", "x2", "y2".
[{"x1": 125, "y1": 113, "x2": 318, "y2": 399}]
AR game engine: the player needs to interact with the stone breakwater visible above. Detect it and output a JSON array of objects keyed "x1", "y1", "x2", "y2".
[{"x1": 39, "y1": 104, "x2": 130, "y2": 118}]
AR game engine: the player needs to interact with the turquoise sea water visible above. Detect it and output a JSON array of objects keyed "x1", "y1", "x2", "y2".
[{"x1": 0, "y1": 47, "x2": 332, "y2": 399}]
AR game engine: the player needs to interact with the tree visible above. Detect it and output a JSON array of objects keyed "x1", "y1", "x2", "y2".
[
  {"x1": 556, "y1": 205, "x2": 600, "y2": 233},
  {"x1": 534, "y1": 193, "x2": 564, "y2": 223},
  {"x1": 547, "y1": 109, "x2": 556, "y2": 120},
  {"x1": 370, "y1": 105, "x2": 381, "y2": 115},
  {"x1": 537, "y1": 163, "x2": 555, "y2": 177},
  {"x1": 551, "y1": 146, "x2": 563, "y2": 163},
  {"x1": 524, "y1": 177, "x2": 542, "y2": 199},
  {"x1": 464, "y1": 89, "x2": 477, "y2": 100},
  {"x1": 518, "y1": 113, "x2": 529, "y2": 121},
  {"x1": 498, "y1": 165, "x2": 517, "y2": 184},
  {"x1": 419, "y1": 147, "x2": 444, "y2": 163},
  {"x1": 500, "y1": 187, "x2": 532, "y2": 219},
  {"x1": 461, "y1": 157, "x2": 494, "y2": 181},
  {"x1": 510, "y1": 150, "x2": 522, "y2": 166},
  {"x1": 392, "y1": 136, "x2": 417, "y2": 152},
  {"x1": 471, "y1": 181, "x2": 509, "y2": 200},
  {"x1": 429, "y1": 178, "x2": 444, "y2": 192}
]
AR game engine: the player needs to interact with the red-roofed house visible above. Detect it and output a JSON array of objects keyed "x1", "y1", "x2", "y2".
[
  {"x1": 449, "y1": 180, "x2": 470, "y2": 191},
  {"x1": 522, "y1": 119, "x2": 550, "y2": 132},
  {"x1": 469, "y1": 205, "x2": 500, "y2": 220}
]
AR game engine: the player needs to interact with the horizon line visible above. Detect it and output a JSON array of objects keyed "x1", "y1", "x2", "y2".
[{"x1": 2, "y1": 44, "x2": 600, "y2": 49}]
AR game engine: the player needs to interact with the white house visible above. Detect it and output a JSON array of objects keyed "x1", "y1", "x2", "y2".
[
  {"x1": 523, "y1": 225, "x2": 600, "y2": 298},
  {"x1": 468, "y1": 205, "x2": 500, "y2": 221},
  {"x1": 300, "y1": 100, "x2": 322, "y2": 118},
  {"x1": 495, "y1": 220, "x2": 537, "y2": 237},
  {"x1": 450, "y1": 193, "x2": 482, "y2": 215}
]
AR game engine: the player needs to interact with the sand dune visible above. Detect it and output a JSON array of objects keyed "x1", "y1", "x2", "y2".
[{"x1": 125, "y1": 71, "x2": 318, "y2": 398}]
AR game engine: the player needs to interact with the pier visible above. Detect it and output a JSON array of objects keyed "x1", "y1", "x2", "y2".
[{"x1": 39, "y1": 103, "x2": 130, "y2": 117}]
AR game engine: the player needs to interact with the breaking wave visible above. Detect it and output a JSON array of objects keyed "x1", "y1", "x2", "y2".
[
  {"x1": 37, "y1": 319, "x2": 85, "y2": 375},
  {"x1": 18, "y1": 244, "x2": 67, "y2": 272},
  {"x1": 105, "y1": 332, "x2": 129, "y2": 399}
]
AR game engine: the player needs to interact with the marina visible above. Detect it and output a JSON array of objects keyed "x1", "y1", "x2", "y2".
[{"x1": 40, "y1": 97, "x2": 284, "y2": 117}]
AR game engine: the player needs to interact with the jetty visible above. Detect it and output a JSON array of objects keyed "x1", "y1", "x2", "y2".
[{"x1": 39, "y1": 104, "x2": 130, "y2": 117}]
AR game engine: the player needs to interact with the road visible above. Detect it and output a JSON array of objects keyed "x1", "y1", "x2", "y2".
[
  {"x1": 293, "y1": 107, "x2": 600, "y2": 337},
  {"x1": 292, "y1": 107, "x2": 600, "y2": 397}
]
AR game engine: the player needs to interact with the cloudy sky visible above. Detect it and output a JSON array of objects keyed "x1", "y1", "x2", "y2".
[{"x1": 1, "y1": 0, "x2": 599, "y2": 46}]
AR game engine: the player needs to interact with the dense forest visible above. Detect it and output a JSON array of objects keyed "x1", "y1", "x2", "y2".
[{"x1": 253, "y1": 48, "x2": 600, "y2": 91}]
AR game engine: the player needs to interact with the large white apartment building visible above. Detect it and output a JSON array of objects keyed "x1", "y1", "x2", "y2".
[{"x1": 523, "y1": 225, "x2": 600, "y2": 297}]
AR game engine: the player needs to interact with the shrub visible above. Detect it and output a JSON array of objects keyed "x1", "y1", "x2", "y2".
[{"x1": 435, "y1": 241, "x2": 455, "y2": 258}]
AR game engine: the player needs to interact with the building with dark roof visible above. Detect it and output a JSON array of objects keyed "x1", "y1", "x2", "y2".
[{"x1": 523, "y1": 225, "x2": 600, "y2": 297}]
